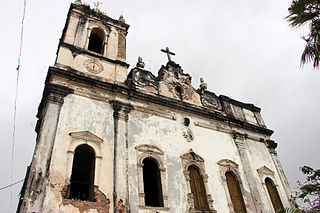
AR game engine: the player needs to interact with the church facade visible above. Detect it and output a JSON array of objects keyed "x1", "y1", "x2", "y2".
[{"x1": 17, "y1": 2, "x2": 292, "y2": 213}]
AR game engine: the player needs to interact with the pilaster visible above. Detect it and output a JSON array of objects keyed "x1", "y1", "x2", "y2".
[
  {"x1": 109, "y1": 100, "x2": 133, "y2": 213},
  {"x1": 17, "y1": 84, "x2": 73, "y2": 213},
  {"x1": 233, "y1": 132, "x2": 264, "y2": 213},
  {"x1": 266, "y1": 139, "x2": 292, "y2": 207}
]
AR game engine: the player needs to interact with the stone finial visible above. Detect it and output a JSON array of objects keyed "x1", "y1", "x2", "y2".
[
  {"x1": 118, "y1": 15, "x2": 126, "y2": 23},
  {"x1": 74, "y1": 0, "x2": 82, "y2": 4},
  {"x1": 136, "y1": 56, "x2": 145, "y2": 69},
  {"x1": 199, "y1": 77, "x2": 207, "y2": 93}
]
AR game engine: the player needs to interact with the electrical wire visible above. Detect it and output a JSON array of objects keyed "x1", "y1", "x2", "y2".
[
  {"x1": 0, "y1": 179, "x2": 24, "y2": 192},
  {"x1": 11, "y1": 0, "x2": 27, "y2": 210}
]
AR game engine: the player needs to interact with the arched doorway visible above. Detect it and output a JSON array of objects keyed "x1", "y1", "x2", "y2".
[
  {"x1": 188, "y1": 165, "x2": 209, "y2": 211},
  {"x1": 265, "y1": 178, "x2": 284, "y2": 211},
  {"x1": 225, "y1": 171, "x2": 246, "y2": 213}
]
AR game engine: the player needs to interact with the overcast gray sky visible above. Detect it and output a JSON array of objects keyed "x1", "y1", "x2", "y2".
[{"x1": 1, "y1": 0, "x2": 319, "y2": 212}]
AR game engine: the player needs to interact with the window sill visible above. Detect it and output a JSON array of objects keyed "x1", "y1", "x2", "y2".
[{"x1": 138, "y1": 205, "x2": 169, "y2": 211}]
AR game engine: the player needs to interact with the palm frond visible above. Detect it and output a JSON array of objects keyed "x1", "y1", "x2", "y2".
[
  {"x1": 286, "y1": 0, "x2": 320, "y2": 27},
  {"x1": 286, "y1": 0, "x2": 320, "y2": 68}
]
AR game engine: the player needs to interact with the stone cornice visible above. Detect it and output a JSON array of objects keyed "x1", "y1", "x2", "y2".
[
  {"x1": 59, "y1": 42, "x2": 130, "y2": 68},
  {"x1": 46, "y1": 66, "x2": 274, "y2": 136},
  {"x1": 219, "y1": 95, "x2": 261, "y2": 112},
  {"x1": 36, "y1": 83, "x2": 74, "y2": 118},
  {"x1": 70, "y1": 3, "x2": 130, "y2": 30}
]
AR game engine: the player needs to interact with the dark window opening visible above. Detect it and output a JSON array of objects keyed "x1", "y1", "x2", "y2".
[
  {"x1": 265, "y1": 178, "x2": 284, "y2": 211},
  {"x1": 142, "y1": 158, "x2": 164, "y2": 207},
  {"x1": 175, "y1": 86, "x2": 183, "y2": 100},
  {"x1": 69, "y1": 144, "x2": 95, "y2": 201},
  {"x1": 88, "y1": 28, "x2": 105, "y2": 54},
  {"x1": 188, "y1": 165, "x2": 209, "y2": 211},
  {"x1": 225, "y1": 171, "x2": 247, "y2": 213},
  {"x1": 174, "y1": 71, "x2": 179, "y2": 79},
  {"x1": 184, "y1": 117, "x2": 190, "y2": 126}
]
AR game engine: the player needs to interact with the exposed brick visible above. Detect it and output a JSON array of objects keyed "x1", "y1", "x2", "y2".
[{"x1": 62, "y1": 186, "x2": 110, "y2": 213}]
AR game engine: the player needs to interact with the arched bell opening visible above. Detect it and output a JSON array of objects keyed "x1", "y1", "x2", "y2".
[{"x1": 88, "y1": 27, "x2": 105, "y2": 54}]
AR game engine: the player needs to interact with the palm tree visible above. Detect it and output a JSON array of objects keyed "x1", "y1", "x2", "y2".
[{"x1": 286, "y1": 0, "x2": 320, "y2": 69}]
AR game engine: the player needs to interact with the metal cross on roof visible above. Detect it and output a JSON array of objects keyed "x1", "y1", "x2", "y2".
[{"x1": 161, "y1": 47, "x2": 175, "y2": 62}]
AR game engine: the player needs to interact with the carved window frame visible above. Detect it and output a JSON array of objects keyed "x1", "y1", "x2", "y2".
[
  {"x1": 217, "y1": 159, "x2": 248, "y2": 213},
  {"x1": 257, "y1": 166, "x2": 283, "y2": 213},
  {"x1": 180, "y1": 149, "x2": 215, "y2": 213},
  {"x1": 135, "y1": 144, "x2": 169, "y2": 211},
  {"x1": 66, "y1": 131, "x2": 103, "y2": 188}
]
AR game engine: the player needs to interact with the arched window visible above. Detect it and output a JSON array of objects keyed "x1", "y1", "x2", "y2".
[
  {"x1": 265, "y1": 178, "x2": 284, "y2": 211},
  {"x1": 88, "y1": 28, "x2": 105, "y2": 54},
  {"x1": 142, "y1": 157, "x2": 164, "y2": 207},
  {"x1": 225, "y1": 171, "x2": 247, "y2": 213},
  {"x1": 69, "y1": 144, "x2": 95, "y2": 201},
  {"x1": 188, "y1": 165, "x2": 209, "y2": 211}
]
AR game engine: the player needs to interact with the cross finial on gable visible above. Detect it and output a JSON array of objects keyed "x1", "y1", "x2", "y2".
[{"x1": 161, "y1": 47, "x2": 175, "y2": 62}]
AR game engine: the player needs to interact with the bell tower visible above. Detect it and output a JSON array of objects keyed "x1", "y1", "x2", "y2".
[
  {"x1": 55, "y1": 1, "x2": 129, "y2": 83},
  {"x1": 17, "y1": 2, "x2": 130, "y2": 213}
]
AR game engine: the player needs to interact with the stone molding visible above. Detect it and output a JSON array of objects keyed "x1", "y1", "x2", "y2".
[
  {"x1": 60, "y1": 42, "x2": 130, "y2": 68},
  {"x1": 135, "y1": 144, "x2": 164, "y2": 156},
  {"x1": 266, "y1": 139, "x2": 278, "y2": 154},
  {"x1": 135, "y1": 144, "x2": 169, "y2": 210},
  {"x1": 134, "y1": 106, "x2": 176, "y2": 120},
  {"x1": 180, "y1": 150, "x2": 215, "y2": 212},
  {"x1": 67, "y1": 131, "x2": 104, "y2": 186},
  {"x1": 217, "y1": 159, "x2": 249, "y2": 213},
  {"x1": 36, "y1": 83, "x2": 73, "y2": 119},
  {"x1": 257, "y1": 166, "x2": 276, "y2": 185},
  {"x1": 47, "y1": 66, "x2": 274, "y2": 136},
  {"x1": 68, "y1": 3, "x2": 129, "y2": 31},
  {"x1": 194, "y1": 121, "x2": 230, "y2": 134},
  {"x1": 109, "y1": 100, "x2": 133, "y2": 122},
  {"x1": 69, "y1": 131, "x2": 103, "y2": 144},
  {"x1": 44, "y1": 84, "x2": 73, "y2": 106},
  {"x1": 257, "y1": 166, "x2": 284, "y2": 213}
]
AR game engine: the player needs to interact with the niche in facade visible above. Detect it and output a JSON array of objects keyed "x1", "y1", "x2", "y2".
[
  {"x1": 69, "y1": 144, "x2": 95, "y2": 201},
  {"x1": 88, "y1": 28, "x2": 105, "y2": 54},
  {"x1": 142, "y1": 157, "x2": 164, "y2": 207}
]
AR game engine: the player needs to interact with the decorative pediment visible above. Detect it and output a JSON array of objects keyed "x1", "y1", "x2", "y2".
[
  {"x1": 257, "y1": 166, "x2": 277, "y2": 184},
  {"x1": 180, "y1": 149, "x2": 205, "y2": 163},
  {"x1": 135, "y1": 144, "x2": 164, "y2": 155},
  {"x1": 257, "y1": 166, "x2": 274, "y2": 176},
  {"x1": 217, "y1": 159, "x2": 239, "y2": 168},
  {"x1": 199, "y1": 90, "x2": 222, "y2": 111},
  {"x1": 69, "y1": 131, "x2": 103, "y2": 143},
  {"x1": 157, "y1": 62, "x2": 201, "y2": 105}
]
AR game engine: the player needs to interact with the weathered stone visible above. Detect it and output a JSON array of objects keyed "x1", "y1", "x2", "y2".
[{"x1": 18, "y1": 2, "x2": 291, "y2": 213}]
